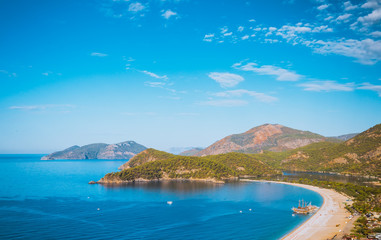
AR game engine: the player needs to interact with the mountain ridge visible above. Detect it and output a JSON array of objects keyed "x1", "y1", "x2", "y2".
[{"x1": 195, "y1": 123, "x2": 337, "y2": 156}]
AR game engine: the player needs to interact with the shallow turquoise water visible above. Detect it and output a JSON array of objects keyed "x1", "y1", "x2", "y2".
[{"x1": 0, "y1": 154, "x2": 323, "y2": 240}]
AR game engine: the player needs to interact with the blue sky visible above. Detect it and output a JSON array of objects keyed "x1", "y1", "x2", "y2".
[{"x1": 1, "y1": 0, "x2": 381, "y2": 153}]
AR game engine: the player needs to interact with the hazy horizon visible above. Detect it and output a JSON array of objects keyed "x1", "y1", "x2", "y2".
[{"x1": 1, "y1": 0, "x2": 380, "y2": 153}]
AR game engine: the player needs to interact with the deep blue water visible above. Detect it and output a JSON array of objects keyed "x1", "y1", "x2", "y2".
[{"x1": 0, "y1": 155, "x2": 323, "y2": 240}]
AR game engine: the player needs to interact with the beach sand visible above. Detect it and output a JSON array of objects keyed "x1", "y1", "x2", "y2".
[{"x1": 242, "y1": 180, "x2": 352, "y2": 240}]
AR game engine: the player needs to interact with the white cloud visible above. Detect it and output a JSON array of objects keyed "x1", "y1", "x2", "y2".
[
  {"x1": 317, "y1": 4, "x2": 329, "y2": 10},
  {"x1": 235, "y1": 62, "x2": 303, "y2": 81},
  {"x1": 264, "y1": 39, "x2": 279, "y2": 43},
  {"x1": 299, "y1": 81, "x2": 355, "y2": 92},
  {"x1": 208, "y1": 72, "x2": 244, "y2": 88},
  {"x1": 9, "y1": 104, "x2": 75, "y2": 111},
  {"x1": 144, "y1": 81, "x2": 166, "y2": 88},
  {"x1": 223, "y1": 32, "x2": 233, "y2": 36},
  {"x1": 220, "y1": 26, "x2": 228, "y2": 34},
  {"x1": 162, "y1": 9, "x2": 177, "y2": 19},
  {"x1": 357, "y1": 83, "x2": 381, "y2": 96},
  {"x1": 238, "y1": 26, "x2": 244, "y2": 32},
  {"x1": 199, "y1": 99, "x2": 248, "y2": 107},
  {"x1": 336, "y1": 13, "x2": 352, "y2": 21},
  {"x1": 91, "y1": 52, "x2": 108, "y2": 57},
  {"x1": 309, "y1": 38, "x2": 381, "y2": 65},
  {"x1": 242, "y1": 35, "x2": 249, "y2": 40},
  {"x1": 358, "y1": 8, "x2": 381, "y2": 25},
  {"x1": 361, "y1": 0, "x2": 381, "y2": 9},
  {"x1": 214, "y1": 89, "x2": 278, "y2": 102},
  {"x1": 343, "y1": 1, "x2": 358, "y2": 11},
  {"x1": 203, "y1": 33, "x2": 214, "y2": 42},
  {"x1": 128, "y1": 2, "x2": 145, "y2": 12},
  {"x1": 141, "y1": 70, "x2": 168, "y2": 80},
  {"x1": 371, "y1": 31, "x2": 381, "y2": 37},
  {"x1": 276, "y1": 23, "x2": 332, "y2": 42}
]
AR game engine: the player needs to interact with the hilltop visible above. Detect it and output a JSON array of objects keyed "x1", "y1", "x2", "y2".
[
  {"x1": 274, "y1": 124, "x2": 381, "y2": 177},
  {"x1": 41, "y1": 141, "x2": 147, "y2": 160},
  {"x1": 98, "y1": 149, "x2": 279, "y2": 184},
  {"x1": 195, "y1": 124, "x2": 336, "y2": 156}
]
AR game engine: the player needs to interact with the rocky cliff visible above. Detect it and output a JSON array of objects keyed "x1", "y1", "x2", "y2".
[{"x1": 41, "y1": 141, "x2": 147, "y2": 160}]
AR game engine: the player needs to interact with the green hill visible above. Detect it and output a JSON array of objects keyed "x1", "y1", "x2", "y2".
[
  {"x1": 119, "y1": 148, "x2": 175, "y2": 170},
  {"x1": 272, "y1": 124, "x2": 381, "y2": 177},
  {"x1": 99, "y1": 149, "x2": 279, "y2": 183}
]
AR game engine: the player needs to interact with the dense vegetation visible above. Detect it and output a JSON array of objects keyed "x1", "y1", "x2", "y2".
[
  {"x1": 257, "y1": 124, "x2": 381, "y2": 178},
  {"x1": 105, "y1": 156, "x2": 237, "y2": 182},
  {"x1": 102, "y1": 150, "x2": 279, "y2": 183}
]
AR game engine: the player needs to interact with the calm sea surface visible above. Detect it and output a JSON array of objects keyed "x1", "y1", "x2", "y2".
[{"x1": 0, "y1": 154, "x2": 323, "y2": 240}]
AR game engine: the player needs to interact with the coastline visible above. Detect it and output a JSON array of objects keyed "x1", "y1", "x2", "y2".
[
  {"x1": 96, "y1": 177, "x2": 229, "y2": 184},
  {"x1": 241, "y1": 180, "x2": 352, "y2": 240}
]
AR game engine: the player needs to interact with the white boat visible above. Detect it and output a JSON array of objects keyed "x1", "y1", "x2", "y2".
[{"x1": 167, "y1": 201, "x2": 173, "y2": 205}]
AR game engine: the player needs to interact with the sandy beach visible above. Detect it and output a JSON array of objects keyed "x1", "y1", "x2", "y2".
[{"x1": 241, "y1": 180, "x2": 352, "y2": 240}]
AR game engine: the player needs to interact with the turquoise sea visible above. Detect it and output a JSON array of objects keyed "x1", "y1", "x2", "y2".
[{"x1": 0, "y1": 154, "x2": 323, "y2": 240}]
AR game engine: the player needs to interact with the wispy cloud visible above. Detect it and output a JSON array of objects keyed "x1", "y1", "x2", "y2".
[
  {"x1": 91, "y1": 52, "x2": 108, "y2": 57},
  {"x1": 317, "y1": 4, "x2": 329, "y2": 10},
  {"x1": 234, "y1": 62, "x2": 303, "y2": 81},
  {"x1": 336, "y1": 13, "x2": 352, "y2": 22},
  {"x1": 370, "y1": 31, "x2": 381, "y2": 38},
  {"x1": 208, "y1": 72, "x2": 244, "y2": 88},
  {"x1": 203, "y1": 33, "x2": 214, "y2": 42},
  {"x1": 343, "y1": 1, "x2": 358, "y2": 11},
  {"x1": 141, "y1": 70, "x2": 168, "y2": 80},
  {"x1": 199, "y1": 99, "x2": 248, "y2": 107},
  {"x1": 161, "y1": 9, "x2": 177, "y2": 19},
  {"x1": 308, "y1": 38, "x2": 381, "y2": 65},
  {"x1": 214, "y1": 89, "x2": 278, "y2": 103},
  {"x1": 0, "y1": 70, "x2": 17, "y2": 77},
  {"x1": 298, "y1": 81, "x2": 355, "y2": 92},
  {"x1": 144, "y1": 81, "x2": 166, "y2": 88},
  {"x1": 357, "y1": 82, "x2": 381, "y2": 96},
  {"x1": 9, "y1": 104, "x2": 75, "y2": 111}
]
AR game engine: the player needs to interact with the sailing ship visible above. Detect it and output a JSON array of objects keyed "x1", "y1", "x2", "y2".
[{"x1": 292, "y1": 199, "x2": 318, "y2": 214}]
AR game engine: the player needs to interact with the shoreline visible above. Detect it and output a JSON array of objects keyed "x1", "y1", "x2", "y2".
[{"x1": 241, "y1": 180, "x2": 352, "y2": 240}]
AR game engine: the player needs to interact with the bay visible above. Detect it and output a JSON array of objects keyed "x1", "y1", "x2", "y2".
[{"x1": 0, "y1": 155, "x2": 323, "y2": 240}]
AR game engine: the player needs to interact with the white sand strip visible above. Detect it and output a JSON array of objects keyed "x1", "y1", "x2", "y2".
[{"x1": 241, "y1": 180, "x2": 351, "y2": 240}]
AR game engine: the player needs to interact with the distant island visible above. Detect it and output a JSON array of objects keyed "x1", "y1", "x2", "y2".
[
  {"x1": 41, "y1": 141, "x2": 147, "y2": 160},
  {"x1": 97, "y1": 123, "x2": 380, "y2": 184}
]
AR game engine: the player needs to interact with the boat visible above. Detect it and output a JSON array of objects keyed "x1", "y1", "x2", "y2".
[
  {"x1": 292, "y1": 199, "x2": 318, "y2": 214},
  {"x1": 167, "y1": 201, "x2": 173, "y2": 205}
]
